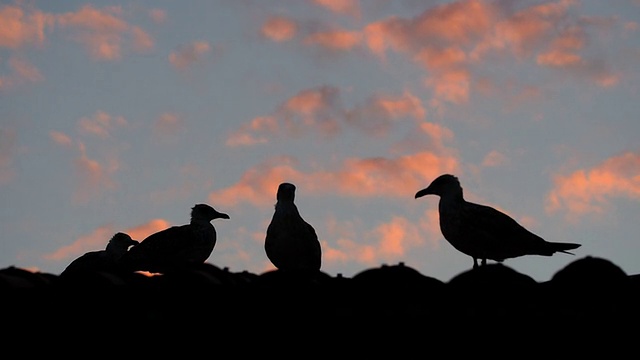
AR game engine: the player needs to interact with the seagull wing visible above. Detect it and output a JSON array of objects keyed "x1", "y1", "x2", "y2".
[{"x1": 460, "y1": 201, "x2": 550, "y2": 260}]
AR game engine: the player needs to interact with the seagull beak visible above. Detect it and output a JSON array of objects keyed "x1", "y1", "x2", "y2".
[
  {"x1": 414, "y1": 187, "x2": 432, "y2": 199},
  {"x1": 218, "y1": 212, "x2": 230, "y2": 220}
]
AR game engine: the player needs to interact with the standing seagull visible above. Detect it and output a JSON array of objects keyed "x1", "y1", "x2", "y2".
[
  {"x1": 60, "y1": 232, "x2": 139, "y2": 277},
  {"x1": 415, "y1": 174, "x2": 580, "y2": 268},
  {"x1": 265, "y1": 182, "x2": 322, "y2": 272},
  {"x1": 120, "y1": 204, "x2": 230, "y2": 274}
]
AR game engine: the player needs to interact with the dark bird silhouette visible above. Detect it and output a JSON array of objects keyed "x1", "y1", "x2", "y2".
[
  {"x1": 60, "y1": 232, "x2": 139, "y2": 277},
  {"x1": 120, "y1": 204, "x2": 229, "y2": 274},
  {"x1": 265, "y1": 182, "x2": 322, "y2": 272},
  {"x1": 415, "y1": 174, "x2": 581, "y2": 268}
]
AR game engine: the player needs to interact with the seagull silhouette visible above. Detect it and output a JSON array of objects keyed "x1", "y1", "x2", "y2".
[
  {"x1": 121, "y1": 204, "x2": 229, "y2": 274},
  {"x1": 415, "y1": 174, "x2": 581, "y2": 268},
  {"x1": 60, "y1": 232, "x2": 139, "y2": 277},
  {"x1": 265, "y1": 182, "x2": 322, "y2": 272}
]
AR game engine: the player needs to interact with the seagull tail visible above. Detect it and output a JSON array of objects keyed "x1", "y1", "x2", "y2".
[{"x1": 550, "y1": 242, "x2": 581, "y2": 255}]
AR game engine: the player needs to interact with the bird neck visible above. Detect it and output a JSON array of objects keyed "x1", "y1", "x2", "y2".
[
  {"x1": 105, "y1": 243, "x2": 130, "y2": 257},
  {"x1": 190, "y1": 217, "x2": 213, "y2": 226},
  {"x1": 440, "y1": 190, "x2": 464, "y2": 205},
  {"x1": 275, "y1": 201, "x2": 299, "y2": 214}
]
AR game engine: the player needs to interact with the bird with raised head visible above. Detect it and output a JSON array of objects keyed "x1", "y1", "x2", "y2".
[
  {"x1": 415, "y1": 174, "x2": 581, "y2": 269},
  {"x1": 120, "y1": 204, "x2": 229, "y2": 274},
  {"x1": 60, "y1": 232, "x2": 139, "y2": 277},
  {"x1": 265, "y1": 182, "x2": 322, "y2": 272}
]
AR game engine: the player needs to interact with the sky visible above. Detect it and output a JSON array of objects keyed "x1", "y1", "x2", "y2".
[{"x1": 1, "y1": 0, "x2": 639, "y2": 283}]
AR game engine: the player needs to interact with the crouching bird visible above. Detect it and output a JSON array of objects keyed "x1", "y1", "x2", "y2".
[
  {"x1": 265, "y1": 182, "x2": 322, "y2": 272},
  {"x1": 415, "y1": 174, "x2": 581, "y2": 269},
  {"x1": 60, "y1": 232, "x2": 139, "y2": 277},
  {"x1": 120, "y1": 204, "x2": 229, "y2": 274}
]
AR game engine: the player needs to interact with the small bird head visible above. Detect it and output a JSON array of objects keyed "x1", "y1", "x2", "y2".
[
  {"x1": 415, "y1": 174, "x2": 462, "y2": 199},
  {"x1": 276, "y1": 182, "x2": 296, "y2": 202},
  {"x1": 106, "y1": 232, "x2": 139, "y2": 250},
  {"x1": 192, "y1": 203, "x2": 230, "y2": 221}
]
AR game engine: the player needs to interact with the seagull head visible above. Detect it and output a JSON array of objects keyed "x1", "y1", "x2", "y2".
[
  {"x1": 276, "y1": 182, "x2": 296, "y2": 202},
  {"x1": 415, "y1": 174, "x2": 463, "y2": 199},
  {"x1": 106, "y1": 232, "x2": 139, "y2": 251},
  {"x1": 192, "y1": 203, "x2": 230, "y2": 221}
]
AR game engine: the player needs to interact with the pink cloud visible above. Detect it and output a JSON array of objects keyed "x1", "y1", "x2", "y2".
[
  {"x1": 43, "y1": 219, "x2": 170, "y2": 262},
  {"x1": 482, "y1": 150, "x2": 508, "y2": 167},
  {"x1": 277, "y1": 85, "x2": 343, "y2": 137},
  {"x1": 72, "y1": 142, "x2": 115, "y2": 204},
  {"x1": 261, "y1": 16, "x2": 298, "y2": 42},
  {"x1": 44, "y1": 225, "x2": 116, "y2": 261},
  {"x1": 77, "y1": 110, "x2": 127, "y2": 138},
  {"x1": 8, "y1": 56, "x2": 41, "y2": 81},
  {"x1": 374, "y1": 216, "x2": 422, "y2": 257},
  {"x1": 169, "y1": 40, "x2": 211, "y2": 70},
  {"x1": 126, "y1": 219, "x2": 171, "y2": 241},
  {"x1": 361, "y1": 1, "x2": 497, "y2": 103},
  {"x1": 546, "y1": 151, "x2": 640, "y2": 219},
  {"x1": 226, "y1": 87, "x2": 428, "y2": 146},
  {"x1": 49, "y1": 130, "x2": 73, "y2": 147},
  {"x1": 347, "y1": 90, "x2": 427, "y2": 136},
  {"x1": 57, "y1": 4, "x2": 154, "y2": 61},
  {"x1": 391, "y1": 120, "x2": 455, "y2": 155},
  {"x1": 50, "y1": 111, "x2": 127, "y2": 204},
  {"x1": 304, "y1": 29, "x2": 362, "y2": 51},
  {"x1": 209, "y1": 156, "x2": 304, "y2": 207},
  {"x1": 321, "y1": 211, "x2": 438, "y2": 269},
  {"x1": 0, "y1": 56, "x2": 43, "y2": 90},
  {"x1": 364, "y1": 0, "x2": 497, "y2": 58},
  {"x1": 153, "y1": 112, "x2": 185, "y2": 139},
  {"x1": 0, "y1": 4, "x2": 54, "y2": 49},
  {"x1": 313, "y1": 0, "x2": 361, "y2": 18},
  {"x1": 226, "y1": 116, "x2": 277, "y2": 147},
  {"x1": 148, "y1": 8, "x2": 167, "y2": 24},
  {"x1": 209, "y1": 151, "x2": 459, "y2": 207}
]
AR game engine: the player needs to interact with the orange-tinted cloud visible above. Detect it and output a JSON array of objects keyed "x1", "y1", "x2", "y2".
[
  {"x1": 304, "y1": 29, "x2": 362, "y2": 51},
  {"x1": 320, "y1": 209, "x2": 441, "y2": 269},
  {"x1": 50, "y1": 111, "x2": 127, "y2": 204},
  {"x1": 226, "y1": 116, "x2": 278, "y2": 147},
  {"x1": 77, "y1": 110, "x2": 127, "y2": 138},
  {"x1": 126, "y1": 219, "x2": 171, "y2": 241},
  {"x1": 57, "y1": 4, "x2": 154, "y2": 61},
  {"x1": 169, "y1": 40, "x2": 212, "y2": 70},
  {"x1": 0, "y1": 56, "x2": 43, "y2": 90},
  {"x1": 209, "y1": 155, "x2": 303, "y2": 207},
  {"x1": 209, "y1": 151, "x2": 459, "y2": 207},
  {"x1": 0, "y1": 4, "x2": 54, "y2": 48},
  {"x1": 149, "y1": 8, "x2": 167, "y2": 24},
  {"x1": 361, "y1": 1, "x2": 497, "y2": 104},
  {"x1": 374, "y1": 216, "x2": 422, "y2": 257},
  {"x1": 261, "y1": 15, "x2": 298, "y2": 42},
  {"x1": 49, "y1": 130, "x2": 73, "y2": 147},
  {"x1": 421, "y1": 62, "x2": 470, "y2": 103},
  {"x1": 226, "y1": 87, "x2": 427, "y2": 146},
  {"x1": 276, "y1": 85, "x2": 343, "y2": 137},
  {"x1": 43, "y1": 225, "x2": 116, "y2": 261},
  {"x1": 313, "y1": 0, "x2": 361, "y2": 18},
  {"x1": 482, "y1": 150, "x2": 508, "y2": 167},
  {"x1": 153, "y1": 112, "x2": 185, "y2": 140},
  {"x1": 73, "y1": 141, "x2": 118, "y2": 204},
  {"x1": 43, "y1": 219, "x2": 170, "y2": 262},
  {"x1": 346, "y1": 90, "x2": 426, "y2": 136},
  {"x1": 546, "y1": 151, "x2": 640, "y2": 219}
]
